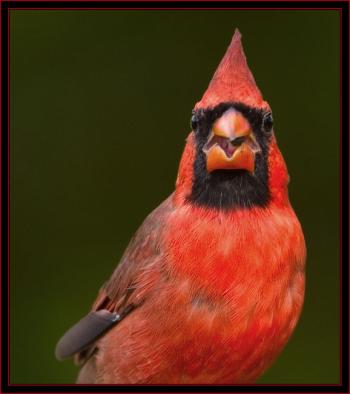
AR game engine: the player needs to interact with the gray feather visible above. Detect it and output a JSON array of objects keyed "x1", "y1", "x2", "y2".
[{"x1": 55, "y1": 310, "x2": 121, "y2": 361}]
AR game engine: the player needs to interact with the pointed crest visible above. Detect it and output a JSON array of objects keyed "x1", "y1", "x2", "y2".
[{"x1": 195, "y1": 29, "x2": 269, "y2": 110}]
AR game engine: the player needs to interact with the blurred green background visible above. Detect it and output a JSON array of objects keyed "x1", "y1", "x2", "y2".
[{"x1": 10, "y1": 10, "x2": 340, "y2": 384}]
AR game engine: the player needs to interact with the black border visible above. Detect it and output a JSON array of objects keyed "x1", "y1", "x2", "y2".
[
  {"x1": 1, "y1": 1, "x2": 349, "y2": 8},
  {"x1": 1, "y1": 1, "x2": 349, "y2": 393}
]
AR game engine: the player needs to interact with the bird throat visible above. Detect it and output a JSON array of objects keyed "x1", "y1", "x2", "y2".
[{"x1": 187, "y1": 103, "x2": 271, "y2": 210}]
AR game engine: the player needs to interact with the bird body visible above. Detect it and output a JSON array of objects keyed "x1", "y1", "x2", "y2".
[{"x1": 56, "y1": 29, "x2": 306, "y2": 384}]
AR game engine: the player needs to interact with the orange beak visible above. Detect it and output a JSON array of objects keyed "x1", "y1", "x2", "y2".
[{"x1": 203, "y1": 108, "x2": 260, "y2": 173}]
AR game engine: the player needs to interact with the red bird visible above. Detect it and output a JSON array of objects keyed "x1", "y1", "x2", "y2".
[{"x1": 56, "y1": 29, "x2": 306, "y2": 384}]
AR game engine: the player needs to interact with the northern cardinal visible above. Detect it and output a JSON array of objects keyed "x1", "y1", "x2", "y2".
[{"x1": 55, "y1": 29, "x2": 306, "y2": 384}]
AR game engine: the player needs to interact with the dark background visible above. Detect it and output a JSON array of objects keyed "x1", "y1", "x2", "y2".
[{"x1": 10, "y1": 10, "x2": 340, "y2": 384}]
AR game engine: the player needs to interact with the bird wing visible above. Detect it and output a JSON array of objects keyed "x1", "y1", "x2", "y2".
[{"x1": 55, "y1": 195, "x2": 174, "y2": 363}]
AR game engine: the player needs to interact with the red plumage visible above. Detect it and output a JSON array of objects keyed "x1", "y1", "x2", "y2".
[
  {"x1": 56, "y1": 29, "x2": 306, "y2": 384},
  {"x1": 195, "y1": 29, "x2": 269, "y2": 111}
]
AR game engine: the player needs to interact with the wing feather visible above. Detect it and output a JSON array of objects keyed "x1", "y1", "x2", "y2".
[
  {"x1": 55, "y1": 310, "x2": 121, "y2": 360},
  {"x1": 55, "y1": 195, "x2": 174, "y2": 365}
]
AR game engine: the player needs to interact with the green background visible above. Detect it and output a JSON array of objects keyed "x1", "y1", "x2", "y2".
[{"x1": 10, "y1": 10, "x2": 340, "y2": 384}]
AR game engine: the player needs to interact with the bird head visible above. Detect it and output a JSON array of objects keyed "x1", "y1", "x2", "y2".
[{"x1": 175, "y1": 29, "x2": 290, "y2": 210}]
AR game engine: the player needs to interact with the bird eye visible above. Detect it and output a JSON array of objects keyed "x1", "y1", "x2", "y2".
[
  {"x1": 191, "y1": 114, "x2": 199, "y2": 130},
  {"x1": 262, "y1": 112, "x2": 273, "y2": 133}
]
